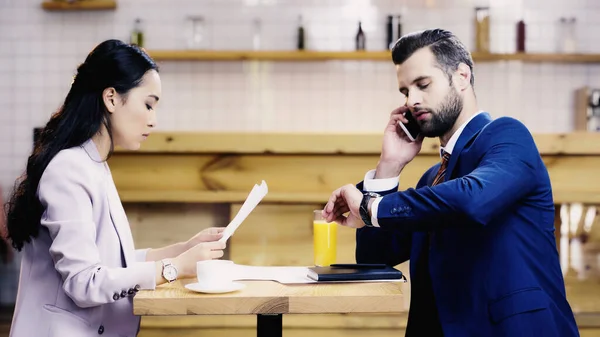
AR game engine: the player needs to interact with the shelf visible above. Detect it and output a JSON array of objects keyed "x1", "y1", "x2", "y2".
[
  {"x1": 146, "y1": 50, "x2": 600, "y2": 63},
  {"x1": 41, "y1": 0, "x2": 116, "y2": 11},
  {"x1": 147, "y1": 50, "x2": 392, "y2": 62},
  {"x1": 473, "y1": 52, "x2": 600, "y2": 63}
]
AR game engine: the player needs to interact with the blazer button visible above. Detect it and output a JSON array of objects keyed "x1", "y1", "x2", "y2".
[
  {"x1": 120, "y1": 290, "x2": 127, "y2": 298},
  {"x1": 112, "y1": 293, "x2": 119, "y2": 301},
  {"x1": 134, "y1": 284, "x2": 141, "y2": 292},
  {"x1": 98, "y1": 325, "x2": 104, "y2": 334},
  {"x1": 128, "y1": 288, "x2": 135, "y2": 295}
]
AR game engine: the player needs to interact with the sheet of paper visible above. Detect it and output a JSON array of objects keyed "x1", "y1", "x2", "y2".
[
  {"x1": 233, "y1": 265, "x2": 315, "y2": 283},
  {"x1": 224, "y1": 264, "x2": 406, "y2": 284},
  {"x1": 219, "y1": 180, "x2": 268, "y2": 243}
]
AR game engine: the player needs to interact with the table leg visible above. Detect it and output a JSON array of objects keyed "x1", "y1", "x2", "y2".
[{"x1": 257, "y1": 314, "x2": 282, "y2": 337}]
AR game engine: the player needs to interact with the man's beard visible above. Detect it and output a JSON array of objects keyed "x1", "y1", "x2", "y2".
[{"x1": 418, "y1": 87, "x2": 463, "y2": 138}]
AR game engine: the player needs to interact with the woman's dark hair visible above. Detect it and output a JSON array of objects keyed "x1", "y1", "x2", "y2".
[{"x1": 5, "y1": 39, "x2": 158, "y2": 251}]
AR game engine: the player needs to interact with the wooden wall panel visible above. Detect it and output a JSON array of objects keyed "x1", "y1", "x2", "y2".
[
  {"x1": 125, "y1": 203, "x2": 230, "y2": 251},
  {"x1": 110, "y1": 154, "x2": 600, "y2": 204},
  {"x1": 109, "y1": 154, "x2": 438, "y2": 195}
]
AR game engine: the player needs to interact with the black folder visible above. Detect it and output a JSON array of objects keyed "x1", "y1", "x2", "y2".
[{"x1": 307, "y1": 264, "x2": 404, "y2": 282}]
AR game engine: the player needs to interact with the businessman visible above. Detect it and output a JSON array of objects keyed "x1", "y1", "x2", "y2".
[{"x1": 322, "y1": 29, "x2": 578, "y2": 337}]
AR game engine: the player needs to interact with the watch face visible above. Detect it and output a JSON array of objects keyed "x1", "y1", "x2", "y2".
[{"x1": 163, "y1": 265, "x2": 177, "y2": 281}]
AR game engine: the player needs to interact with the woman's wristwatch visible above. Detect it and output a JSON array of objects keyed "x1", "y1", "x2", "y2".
[{"x1": 161, "y1": 259, "x2": 178, "y2": 283}]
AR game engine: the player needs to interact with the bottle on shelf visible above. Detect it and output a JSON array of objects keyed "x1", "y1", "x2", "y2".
[
  {"x1": 355, "y1": 21, "x2": 365, "y2": 51},
  {"x1": 396, "y1": 15, "x2": 403, "y2": 43},
  {"x1": 297, "y1": 15, "x2": 305, "y2": 50},
  {"x1": 563, "y1": 17, "x2": 577, "y2": 53},
  {"x1": 474, "y1": 7, "x2": 490, "y2": 53},
  {"x1": 387, "y1": 15, "x2": 403, "y2": 50},
  {"x1": 386, "y1": 15, "x2": 393, "y2": 50},
  {"x1": 130, "y1": 18, "x2": 144, "y2": 47},
  {"x1": 253, "y1": 18, "x2": 262, "y2": 50},
  {"x1": 557, "y1": 17, "x2": 578, "y2": 53},
  {"x1": 185, "y1": 16, "x2": 206, "y2": 50},
  {"x1": 516, "y1": 18, "x2": 526, "y2": 52}
]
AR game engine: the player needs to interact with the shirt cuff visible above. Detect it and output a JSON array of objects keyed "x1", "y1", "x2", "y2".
[
  {"x1": 134, "y1": 261, "x2": 157, "y2": 290},
  {"x1": 135, "y1": 248, "x2": 150, "y2": 262},
  {"x1": 370, "y1": 197, "x2": 383, "y2": 228},
  {"x1": 363, "y1": 169, "x2": 399, "y2": 192}
]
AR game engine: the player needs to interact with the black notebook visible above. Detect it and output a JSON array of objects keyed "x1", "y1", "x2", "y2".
[{"x1": 307, "y1": 264, "x2": 404, "y2": 282}]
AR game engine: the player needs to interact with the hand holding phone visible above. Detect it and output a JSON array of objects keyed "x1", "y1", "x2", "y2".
[
  {"x1": 397, "y1": 109, "x2": 421, "y2": 142},
  {"x1": 377, "y1": 106, "x2": 424, "y2": 178}
]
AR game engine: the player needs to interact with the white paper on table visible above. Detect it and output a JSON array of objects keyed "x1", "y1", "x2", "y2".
[
  {"x1": 225, "y1": 264, "x2": 406, "y2": 284},
  {"x1": 219, "y1": 180, "x2": 268, "y2": 243}
]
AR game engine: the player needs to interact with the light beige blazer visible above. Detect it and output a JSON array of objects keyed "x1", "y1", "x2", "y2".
[{"x1": 9, "y1": 139, "x2": 156, "y2": 337}]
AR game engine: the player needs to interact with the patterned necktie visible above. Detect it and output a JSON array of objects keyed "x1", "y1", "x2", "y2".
[
  {"x1": 432, "y1": 151, "x2": 451, "y2": 186},
  {"x1": 428, "y1": 150, "x2": 451, "y2": 248}
]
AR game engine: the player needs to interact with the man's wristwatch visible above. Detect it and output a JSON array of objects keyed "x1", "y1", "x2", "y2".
[
  {"x1": 359, "y1": 192, "x2": 381, "y2": 227},
  {"x1": 161, "y1": 259, "x2": 178, "y2": 283}
]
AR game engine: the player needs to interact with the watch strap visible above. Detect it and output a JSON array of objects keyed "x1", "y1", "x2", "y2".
[{"x1": 360, "y1": 192, "x2": 380, "y2": 227}]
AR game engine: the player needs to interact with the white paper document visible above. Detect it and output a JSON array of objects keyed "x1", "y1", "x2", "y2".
[
  {"x1": 220, "y1": 263, "x2": 406, "y2": 284},
  {"x1": 219, "y1": 180, "x2": 268, "y2": 243}
]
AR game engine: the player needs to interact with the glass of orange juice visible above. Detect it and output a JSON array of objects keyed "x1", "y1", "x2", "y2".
[{"x1": 313, "y1": 210, "x2": 337, "y2": 266}]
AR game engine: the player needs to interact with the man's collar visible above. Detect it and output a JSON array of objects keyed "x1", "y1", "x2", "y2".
[{"x1": 440, "y1": 111, "x2": 484, "y2": 157}]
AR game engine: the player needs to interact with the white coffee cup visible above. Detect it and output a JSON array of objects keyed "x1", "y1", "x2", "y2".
[{"x1": 196, "y1": 260, "x2": 236, "y2": 285}]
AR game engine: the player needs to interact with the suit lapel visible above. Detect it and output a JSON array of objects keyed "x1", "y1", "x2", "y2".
[
  {"x1": 444, "y1": 112, "x2": 493, "y2": 181},
  {"x1": 105, "y1": 176, "x2": 136, "y2": 267},
  {"x1": 82, "y1": 140, "x2": 136, "y2": 267}
]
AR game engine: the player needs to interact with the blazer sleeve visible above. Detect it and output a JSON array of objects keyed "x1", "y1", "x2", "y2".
[
  {"x1": 353, "y1": 167, "x2": 435, "y2": 266},
  {"x1": 38, "y1": 152, "x2": 156, "y2": 309},
  {"x1": 376, "y1": 117, "x2": 541, "y2": 230}
]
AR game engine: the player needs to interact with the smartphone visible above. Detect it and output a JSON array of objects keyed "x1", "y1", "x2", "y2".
[{"x1": 398, "y1": 110, "x2": 421, "y2": 142}]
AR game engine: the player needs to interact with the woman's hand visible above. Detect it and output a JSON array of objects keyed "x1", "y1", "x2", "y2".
[
  {"x1": 186, "y1": 227, "x2": 225, "y2": 249},
  {"x1": 173, "y1": 241, "x2": 226, "y2": 278},
  {"x1": 145, "y1": 227, "x2": 225, "y2": 263}
]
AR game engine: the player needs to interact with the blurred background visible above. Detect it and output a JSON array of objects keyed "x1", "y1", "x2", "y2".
[{"x1": 1, "y1": 0, "x2": 600, "y2": 336}]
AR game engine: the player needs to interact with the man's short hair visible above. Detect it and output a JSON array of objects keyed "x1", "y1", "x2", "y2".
[{"x1": 391, "y1": 29, "x2": 475, "y2": 87}]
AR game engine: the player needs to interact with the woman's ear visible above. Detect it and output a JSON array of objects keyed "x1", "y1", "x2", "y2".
[
  {"x1": 454, "y1": 63, "x2": 471, "y2": 92},
  {"x1": 102, "y1": 87, "x2": 117, "y2": 113}
]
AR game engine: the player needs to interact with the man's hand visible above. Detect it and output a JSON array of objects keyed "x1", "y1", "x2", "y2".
[
  {"x1": 322, "y1": 184, "x2": 366, "y2": 228},
  {"x1": 377, "y1": 106, "x2": 424, "y2": 178}
]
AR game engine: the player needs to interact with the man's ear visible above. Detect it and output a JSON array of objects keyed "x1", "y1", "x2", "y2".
[
  {"x1": 454, "y1": 63, "x2": 471, "y2": 91},
  {"x1": 102, "y1": 87, "x2": 117, "y2": 113}
]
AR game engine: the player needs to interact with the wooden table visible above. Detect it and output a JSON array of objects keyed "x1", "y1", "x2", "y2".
[{"x1": 133, "y1": 279, "x2": 406, "y2": 337}]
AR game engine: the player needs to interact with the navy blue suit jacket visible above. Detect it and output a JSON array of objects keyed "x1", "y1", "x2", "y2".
[{"x1": 356, "y1": 113, "x2": 579, "y2": 337}]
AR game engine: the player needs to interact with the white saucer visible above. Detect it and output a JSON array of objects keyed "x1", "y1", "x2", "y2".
[{"x1": 184, "y1": 281, "x2": 246, "y2": 294}]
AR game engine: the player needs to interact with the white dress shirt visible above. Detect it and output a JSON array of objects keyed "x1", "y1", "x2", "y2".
[{"x1": 363, "y1": 111, "x2": 483, "y2": 227}]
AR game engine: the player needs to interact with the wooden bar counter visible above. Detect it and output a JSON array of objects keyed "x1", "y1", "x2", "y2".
[
  {"x1": 106, "y1": 131, "x2": 600, "y2": 336},
  {"x1": 134, "y1": 279, "x2": 405, "y2": 337}
]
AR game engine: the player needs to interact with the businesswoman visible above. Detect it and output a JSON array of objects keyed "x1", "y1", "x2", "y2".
[{"x1": 5, "y1": 39, "x2": 225, "y2": 337}]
